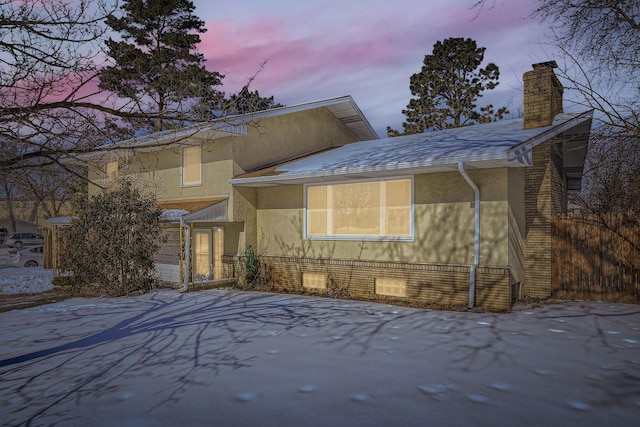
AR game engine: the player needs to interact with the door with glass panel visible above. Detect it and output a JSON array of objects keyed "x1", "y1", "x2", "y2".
[{"x1": 193, "y1": 229, "x2": 212, "y2": 281}]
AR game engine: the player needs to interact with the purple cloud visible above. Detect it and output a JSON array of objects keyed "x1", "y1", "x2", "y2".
[{"x1": 195, "y1": 0, "x2": 550, "y2": 135}]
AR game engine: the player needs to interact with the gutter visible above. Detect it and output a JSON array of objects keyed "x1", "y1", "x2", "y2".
[{"x1": 458, "y1": 162, "x2": 480, "y2": 308}]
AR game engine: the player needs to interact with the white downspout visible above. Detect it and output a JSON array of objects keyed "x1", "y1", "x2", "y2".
[{"x1": 458, "y1": 162, "x2": 480, "y2": 309}]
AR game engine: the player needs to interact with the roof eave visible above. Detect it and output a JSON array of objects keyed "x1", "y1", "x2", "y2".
[
  {"x1": 83, "y1": 96, "x2": 378, "y2": 162},
  {"x1": 507, "y1": 110, "x2": 594, "y2": 162},
  {"x1": 220, "y1": 95, "x2": 378, "y2": 140},
  {"x1": 229, "y1": 156, "x2": 528, "y2": 187}
]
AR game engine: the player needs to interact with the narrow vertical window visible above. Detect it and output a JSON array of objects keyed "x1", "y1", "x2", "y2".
[
  {"x1": 307, "y1": 185, "x2": 328, "y2": 236},
  {"x1": 182, "y1": 146, "x2": 201, "y2": 186},
  {"x1": 384, "y1": 179, "x2": 411, "y2": 237},
  {"x1": 194, "y1": 230, "x2": 211, "y2": 281},
  {"x1": 106, "y1": 161, "x2": 118, "y2": 189}
]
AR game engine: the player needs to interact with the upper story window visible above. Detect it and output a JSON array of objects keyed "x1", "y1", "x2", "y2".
[
  {"x1": 106, "y1": 161, "x2": 118, "y2": 189},
  {"x1": 182, "y1": 146, "x2": 201, "y2": 187},
  {"x1": 305, "y1": 177, "x2": 413, "y2": 240}
]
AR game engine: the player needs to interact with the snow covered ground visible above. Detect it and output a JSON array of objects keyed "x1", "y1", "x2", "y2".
[
  {"x1": 0, "y1": 266, "x2": 55, "y2": 294},
  {"x1": 1, "y1": 290, "x2": 639, "y2": 426}
]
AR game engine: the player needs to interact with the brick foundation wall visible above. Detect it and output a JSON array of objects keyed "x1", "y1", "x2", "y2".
[{"x1": 250, "y1": 255, "x2": 513, "y2": 311}]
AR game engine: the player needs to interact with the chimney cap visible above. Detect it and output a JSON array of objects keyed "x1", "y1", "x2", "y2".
[{"x1": 532, "y1": 60, "x2": 558, "y2": 70}]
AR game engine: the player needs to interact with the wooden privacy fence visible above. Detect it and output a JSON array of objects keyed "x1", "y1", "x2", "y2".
[{"x1": 552, "y1": 213, "x2": 640, "y2": 303}]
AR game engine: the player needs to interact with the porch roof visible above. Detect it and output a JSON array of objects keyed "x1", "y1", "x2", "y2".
[
  {"x1": 158, "y1": 198, "x2": 229, "y2": 223},
  {"x1": 157, "y1": 197, "x2": 226, "y2": 213}
]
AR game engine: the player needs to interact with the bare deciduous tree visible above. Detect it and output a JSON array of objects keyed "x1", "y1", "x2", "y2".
[
  {"x1": 0, "y1": 0, "x2": 126, "y2": 174},
  {"x1": 0, "y1": 0, "x2": 282, "y2": 226},
  {"x1": 473, "y1": 0, "x2": 640, "y2": 213},
  {"x1": 534, "y1": 1, "x2": 640, "y2": 213}
]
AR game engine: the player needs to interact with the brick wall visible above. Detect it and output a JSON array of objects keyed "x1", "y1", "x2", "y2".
[
  {"x1": 522, "y1": 62, "x2": 567, "y2": 299},
  {"x1": 524, "y1": 138, "x2": 566, "y2": 298},
  {"x1": 255, "y1": 255, "x2": 513, "y2": 311},
  {"x1": 523, "y1": 66, "x2": 564, "y2": 129}
]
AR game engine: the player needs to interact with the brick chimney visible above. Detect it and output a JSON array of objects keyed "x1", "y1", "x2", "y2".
[{"x1": 523, "y1": 61, "x2": 563, "y2": 129}]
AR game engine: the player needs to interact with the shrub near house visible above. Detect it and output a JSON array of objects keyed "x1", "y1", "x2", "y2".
[{"x1": 60, "y1": 181, "x2": 165, "y2": 296}]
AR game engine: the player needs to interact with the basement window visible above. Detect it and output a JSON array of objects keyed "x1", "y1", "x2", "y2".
[
  {"x1": 303, "y1": 273, "x2": 327, "y2": 290},
  {"x1": 375, "y1": 277, "x2": 407, "y2": 297}
]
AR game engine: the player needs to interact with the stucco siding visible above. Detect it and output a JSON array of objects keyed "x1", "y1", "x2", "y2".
[
  {"x1": 252, "y1": 169, "x2": 517, "y2": 310},
  {"x1": 88, "y1": 143, "x2": 235, "y2": 202},
  {"x1": 255, "y1": 169, "x2": 513, "y2": 267},
  {"x1": 233, "y1": 108, "x2": 360, "y2": 173},
  {"x1": 232, "y1": 186, "x2": 257, "y2": 251}
]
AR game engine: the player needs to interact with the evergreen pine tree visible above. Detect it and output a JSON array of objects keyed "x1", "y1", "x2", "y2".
[
  {"x1": 99, "y1": 0, "x2": 223, "y2": 132},
  {"x1": 401, "y1": 37, "x2": 508, "y2": 134}
]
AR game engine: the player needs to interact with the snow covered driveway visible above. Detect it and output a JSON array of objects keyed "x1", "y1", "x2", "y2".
[{"x1": 1, "y1": 290, "x2": 639, "y2": 427}]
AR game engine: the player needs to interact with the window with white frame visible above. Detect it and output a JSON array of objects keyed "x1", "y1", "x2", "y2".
[
  {"x1": 305, "y1": 177, "x2": 412, "y2": 240},
  {"x1": 182, "y1": 146, "x2": 201, "y2": 186}
]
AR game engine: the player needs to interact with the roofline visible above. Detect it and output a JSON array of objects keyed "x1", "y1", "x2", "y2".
[
  {"x1": 223, "y1": 96, "x2": 365, "y2": 122},
  {"x1": 217, "y1": 95, "x2": 378, "y2": 140},
  {"x1": 229, "y1": 155, "x2": 526, "y2": 187},
  {"x1": 230, "y1": 110, "x2": 595, "y2": 187},
  {"x1": 508, "y1": 110, "x2": 594, "y2": 162},
  {"x1": 89, "y1": 95, "x2": 378, "y2": 156}
]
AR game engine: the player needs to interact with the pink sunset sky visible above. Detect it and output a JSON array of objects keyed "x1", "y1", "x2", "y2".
[{"x1": 193, "y1": 0, "x2": 553, "y2": 136}]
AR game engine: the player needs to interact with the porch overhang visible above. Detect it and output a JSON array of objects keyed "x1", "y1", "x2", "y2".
[{"x1": 157, "y1": 198, "x2": 228, "y2": 223}]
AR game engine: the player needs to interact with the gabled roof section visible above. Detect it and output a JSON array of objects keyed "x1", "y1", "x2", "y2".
[
  {"x1": 88, "y1": 96, "x2": 377, "y2": 158},
  {"x1": 230, "y1": 111, "x2": 593, "y2": 187},
  {"x1": 227, "y1": 95, "x2": 379, "y2": 141}
]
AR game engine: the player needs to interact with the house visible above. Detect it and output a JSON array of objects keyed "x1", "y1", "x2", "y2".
[
  {"x1": 229, "y1": 62, "x2": 593, "y2": 311},
  {"x1": 85, "y1": 96, "x2": 378, "y2": 284},
  {"x1": 0, "y1": 203, "x2": 53, "y2": 231},
  {"x1": 0, "y1": 217, "x2": 41, "y2": 235}
]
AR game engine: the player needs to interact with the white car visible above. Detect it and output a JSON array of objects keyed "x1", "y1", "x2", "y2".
[
  {"x1": 4, "y1": 233, "x2": 44, "y2": 248},
  {"x1": 12, "y1": 245, "x2": 44, "y2": 268}
]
